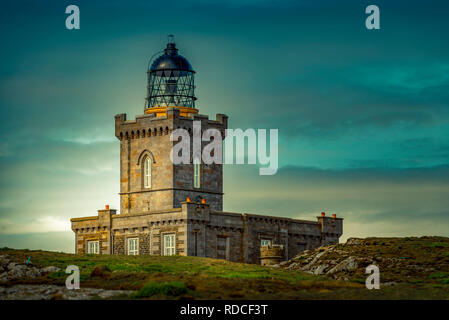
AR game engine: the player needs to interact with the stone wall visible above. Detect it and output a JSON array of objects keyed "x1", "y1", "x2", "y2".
[
  {"x1": 71, "y1": 202, "x2": 343, "y2": 265},
  {"x1": 260, "y1": 245, "x2": 284, "y2": 266}
]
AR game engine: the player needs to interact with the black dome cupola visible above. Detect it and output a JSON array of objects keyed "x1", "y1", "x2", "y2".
[{"x1": 145, "y1": 35, "x2": 197, "y2": 115}]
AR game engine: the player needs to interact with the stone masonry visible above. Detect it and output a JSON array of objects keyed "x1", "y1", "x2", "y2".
[
  {"x1": 70, "y1": 104, "x2": 343, "y2": 264},
  {"x1": 70, "y1": 39, "x2": 343, "y2": 264}
]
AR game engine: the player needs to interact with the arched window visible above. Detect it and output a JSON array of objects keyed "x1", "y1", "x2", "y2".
[
  {"x1": 144, "y1": 157, "x2": 152, "y2": 188},
  {"x1": 193, "y1": 157, "x2": 200, "y2": 188}
]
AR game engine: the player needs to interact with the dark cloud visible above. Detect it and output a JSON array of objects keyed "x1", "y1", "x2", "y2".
[
  {"x1": 1, "y1": 0, "x2": 449, "y2": 251},
  {"x1": 223, "y1": 165, "x2": 449, "y2": 240}
]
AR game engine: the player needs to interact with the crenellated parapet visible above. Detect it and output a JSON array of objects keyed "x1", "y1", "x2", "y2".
[{"x1": 114, "y1": 108, "x2": 228, "y2": 141}]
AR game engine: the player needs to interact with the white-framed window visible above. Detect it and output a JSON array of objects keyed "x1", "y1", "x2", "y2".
[
  {"x1": 144, "y1": 157, "x2": 152, "y2": 188},
  {"x1": 261, "y1": 239, "x2": 272, "y2": 247},
  {"x1": 127, "y1": 237, "x2": 139, "y2": 255},
  {"x1": 87, "y1": 241, "x2": 99, "y2": 254},
  {"x1": 163, "y1": 233, "x2": 176, "y2": 256},
  {"x1": 193, "y1": 157, "x2": 200, "y2": 188}
]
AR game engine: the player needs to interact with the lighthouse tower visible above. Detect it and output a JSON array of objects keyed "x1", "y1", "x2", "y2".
[{"x1": 115, "y1": 36, "x2": 228, "y2": 214}]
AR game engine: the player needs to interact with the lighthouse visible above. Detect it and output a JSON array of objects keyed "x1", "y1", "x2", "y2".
[
  {"x1": 115, "y1": 36, "x2": 228, "y2": 214},
  {"x1": 71, "y1": 36, "x2": 342, "y2": 263}
]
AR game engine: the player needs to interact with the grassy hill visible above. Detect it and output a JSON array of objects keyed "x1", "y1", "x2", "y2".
[{"x1": 1, "y1": 236, "x2": 449, "y2": 299}]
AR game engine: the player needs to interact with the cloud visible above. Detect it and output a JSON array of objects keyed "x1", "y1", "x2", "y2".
[
  {"x1": 0, "y1": 232, "x2": 74, "y2": 253},
  {"x1": 223, "y1": 165, "x2": 449, "y2": 241},
  {"x1": 0, "y1": 216, "x2": 71, "y2": 235},
  {"x1": 0, "y1": 0, "x2": 449, "y2": 252}
]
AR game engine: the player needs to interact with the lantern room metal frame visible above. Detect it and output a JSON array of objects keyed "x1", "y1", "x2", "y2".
[{"x1": 145, "y1": 36, "x2": 197, "y2": 110}]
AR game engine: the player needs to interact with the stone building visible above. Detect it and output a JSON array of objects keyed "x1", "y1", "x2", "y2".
[{"x1": 70, "y1": 37, "x2": 343, "y2": 264}]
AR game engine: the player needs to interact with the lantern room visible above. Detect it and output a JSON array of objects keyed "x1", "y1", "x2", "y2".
[{"x1": 145, "y1": 35, "x2": 198, "y2": 117}]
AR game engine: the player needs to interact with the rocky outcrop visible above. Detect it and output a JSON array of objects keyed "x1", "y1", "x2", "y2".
[
  {"x1": 0, "y1": 284, "x2": 132, "y2": 300},
  {"x1": 0, "y1": 254, "x2": 133, "y2": 300},
  {"x1": 276, "y1": 236, "x2": 449, "y2": 284},
  {"x1": 0, "y1": 254, "x2": 61, "y2": 283},
  {"x1": 279, "y1": 245, "x2": 365, "y2": 278}
]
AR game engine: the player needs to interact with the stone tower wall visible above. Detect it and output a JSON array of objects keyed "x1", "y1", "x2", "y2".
[
  {"x1": 115, "y1": 109, "x2": 227, "y2": 213},
  {"x1": 260, "y1": 245, "x2": 284, "y2": 266}
]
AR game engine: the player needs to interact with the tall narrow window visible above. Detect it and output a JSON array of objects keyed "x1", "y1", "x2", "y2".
[
  {"x1": 193, "y1": 158, "x2": 200, "y2": 188},
  {"x1": 127, "y1": 238, "x2": 139, "y2": 255},
  {"x1": 163, "y1": 234, "x2": 176, "y2": 256},
  {"x1": 144, "y1": 157, "x2": 151, "y2": 188}
]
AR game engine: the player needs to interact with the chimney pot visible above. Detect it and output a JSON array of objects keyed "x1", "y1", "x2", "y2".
[
  {"x1": 186, "y1": 197, "x2": 191, "y2": 203},
  {"x1": 201, "y1": 198, "x2": 206, "y2": 204},
  {"x1": 105, "y1": 205, "x2": 109, "y2": 210},
  {"x1": 332, "y1": 213, "x2": 337, "y2": 219},
  {"x1": 321, "y1": 212, "x2": 325, "y2": 217}
]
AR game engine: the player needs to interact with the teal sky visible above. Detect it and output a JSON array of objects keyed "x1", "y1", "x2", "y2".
[{"x1": 1, "y1": 0, "x2": 449, "y2": 252}]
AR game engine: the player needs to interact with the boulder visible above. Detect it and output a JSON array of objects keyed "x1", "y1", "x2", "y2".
[
  {"x1": 0, "y1": 255, "x2": 10, "y2": 267},
  {"x1": 41, "y1": 266, "x2": 61, "y2": 274},
  {"x1": 8, "y1": 264, "x2": 27, "y2": 278},
  {"x1": 346, "y1": 238, "x2": 362, "y2": 245},
  {"x1": 326, "y1": 256, "x2": 358, "y2": 275},
  {"x1": 7, "y1": 262, "x2": 17, "y2": 270},
  {"x1": 313, "y1": 264, "x2": 329, "y2": 275}
]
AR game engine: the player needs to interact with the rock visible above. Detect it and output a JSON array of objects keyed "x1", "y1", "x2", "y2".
[
  {"x1": 0, "y1": 273, "x2": 10, "y2": 283},
  {"x1": 7, "y1": 262, "x2": 17, "y2": 270},
  {"x1": 302, "y1": 251, "x2": 327, "y2": 271},
  {"x1": 0, "y1": 255, "x2": 10, "y2": 267},
  {"x1": 313, "y1": 264, "x2": 329, "y2": 275},
  {"x1": 326, "y1": 256, "x2": 358, "y2": 275},
  {"x1": 382, "y1": 282, "x2": 396, "y2": 287},
  {"x1": 0, "y1": 284, "x2": 133, "y2": 300},
  {"x1": 8, "y1": 264, "x2": 27, "y2": 278},
  {"x1": 346, "y1": 238, "x2": 362, "y2": 245},
  {"x1": 287, "y1": 262, "x2": 299, "y2": 270},
  {"x1": 41, "y1": 266, "x2": 61, "y2": 273},
  {"x1": 1, "y1": 263, "x2": 42, "y2": 281}
]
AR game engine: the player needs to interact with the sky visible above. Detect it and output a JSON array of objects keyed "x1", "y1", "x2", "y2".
[{"x1": 0, "y1": 0, "x2": 448, "y2": 252}]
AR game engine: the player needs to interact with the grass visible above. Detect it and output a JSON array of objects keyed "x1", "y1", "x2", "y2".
[
  {"x1": 429, "y1": 272, "x2": 449, "y2": 279},
  {"x1": 131, "y1": 281, "x2": 188, "y2": 298},
  {"x1": 1, "y1": 237, "x2": 449, "y2": 299},
  {"x1": 429, "y1": 242, "x2": 449, "y2": 248}
]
